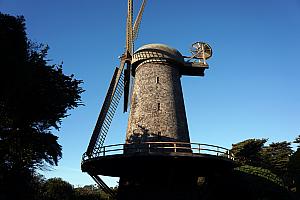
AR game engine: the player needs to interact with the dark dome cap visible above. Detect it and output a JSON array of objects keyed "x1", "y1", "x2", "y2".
[
  {"x1": 132, "y1": 44, "x2": 184, "y2": 70},
  {"x1": 135, "y1": 43, "x2": 183, "y2": 57}
]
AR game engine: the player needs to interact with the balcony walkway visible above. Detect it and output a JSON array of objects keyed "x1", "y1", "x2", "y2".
[{"x1": 81, "y1": 142, "x2": 236, "y2": 177}]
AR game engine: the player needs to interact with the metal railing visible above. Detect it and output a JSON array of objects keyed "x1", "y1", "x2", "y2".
[{"x1": 82, "y1": 142, "x2": 235, "y2": 161}]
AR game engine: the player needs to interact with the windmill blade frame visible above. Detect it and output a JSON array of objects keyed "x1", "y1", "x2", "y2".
[
  {"x1": 83, "y1": 0, "x2": 147, "y2": 197},
  {"x1": 123, "y1": 0, "x2": 147, "y2": 112},
  {"x1": 133, "y1": 0, "x2": 147, "y2": 42},
  {"x1": 126, "y1": 0, "x2": 133, "y2": 56},
  {"x1": 86, "y1": 59, "x2": 126, "y2": 156},
  {"x1": 123, "y1": 62, "x2": 131, "y2": 112},
  {"x1": 86, "y1": 0, "x2": 148, "y2": 155}
]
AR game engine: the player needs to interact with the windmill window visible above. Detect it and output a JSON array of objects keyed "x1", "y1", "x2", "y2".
[
  {"x1": 157, "y1": 103, "x2": 160, "y2": 111},
  {"x1": 156, "y1": 77, "x2": 159, "y2": 84}
]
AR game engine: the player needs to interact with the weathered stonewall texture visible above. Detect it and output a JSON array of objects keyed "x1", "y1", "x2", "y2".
[{"x1": 126, "y1": 44, "x2": 190, "y2": 143}]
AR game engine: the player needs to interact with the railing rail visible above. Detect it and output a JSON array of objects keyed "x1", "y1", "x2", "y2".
[{"x1": 82, "y1": 142, "x2": 235, "y2": 162}]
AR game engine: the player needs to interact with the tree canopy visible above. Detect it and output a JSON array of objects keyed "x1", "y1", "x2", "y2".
[
  {"x1": 0, "y1": 13, "x2": 83, "y2": 200},
  {"x1": 231, "y1": 136, "x2": 300, "y2": 199},
  {"x1": 231, "y1": 138, "x2": 267, "y2": 167},
  {"x1": 43, "y1": 178, "x2": 74, "y2": 200},
  {"x1": 262, "y1": 141, "x2": 293, "y2": 176}
]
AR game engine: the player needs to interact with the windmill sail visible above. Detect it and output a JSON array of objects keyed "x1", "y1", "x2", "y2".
[
  {"x1": 86, "y1": 60, "x2": 126, "y2": 156},
  {"x1": 83, "y1": 0, "x2": 148, "y2": 197},
  {"x1": 86, "y1": 0, "x2": 147, "y2": 155},
  {"x1": 123, "y1": 0, "x2": 147, "y2": 112},
  {"x1": 133, "y1": 0, "x2": 147, "y2": 42},
  {"x1": 123, "y1": 63, "x2": 131, "y2": 112},
  {"x1": 126, "y1": 0, "x2": 133, "y2": 55}
]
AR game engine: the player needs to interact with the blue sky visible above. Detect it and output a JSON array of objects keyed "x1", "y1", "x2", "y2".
[{"x1": 1, "y1": 0, "x2": 300, "y2": 187}]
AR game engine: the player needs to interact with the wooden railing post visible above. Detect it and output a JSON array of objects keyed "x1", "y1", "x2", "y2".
[
  {"x1": 103, "y1": 146, "x2": 105, "y2": 156},
  {"x1": 174, "y1": 143, "x2": 177, "y2": 153}
]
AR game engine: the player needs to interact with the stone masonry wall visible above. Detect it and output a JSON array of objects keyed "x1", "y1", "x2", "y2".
[{"x1": 126, "y1": 61, "x2": 190, "y2": 143}]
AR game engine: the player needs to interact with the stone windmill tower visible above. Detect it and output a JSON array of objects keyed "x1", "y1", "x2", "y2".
[
  {"x1": 126, "y1": 43, "x2": 207, "y2": 144},
  {"x1": 81, "y1": 1, "x2": 234, "y2": 200}
]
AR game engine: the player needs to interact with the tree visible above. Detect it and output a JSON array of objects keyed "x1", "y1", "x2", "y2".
[
  {"x1": 288, "y1": 135, "x2": 300, "y2": 197},
  {"x1": 231, "y1": 138, "x2": 268, "y2": 167},
  {"x1": 0, "y1": 13, "x2": 83, "y2": 200},
  {"x1": 262, "y1": 141, "x2": 293, "y2": 177},
  {"x1": 43, "y1": 178, "x2": 74, "y2": 200},
  {"x1": 231, "y1": 137, "x2": 300, "y2": 199},
  {"x1": 73, "y1": 185, "x2": 102, "y2": 200},
  {"x1": 293, "y1": 135, "x2": 300, "y2": 148},
  {"x1": 74, "y1": 184, "x2": 117, "y2": 200}
]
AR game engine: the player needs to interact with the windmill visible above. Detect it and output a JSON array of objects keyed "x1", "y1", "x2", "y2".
[{"x1": 82, "y1": 1, "x2": 235, "y2": 199}]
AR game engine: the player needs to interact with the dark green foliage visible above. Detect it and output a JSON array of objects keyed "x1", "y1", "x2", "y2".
[
  {"x1": 0, "y1": 15, "x2": 83, "y2": 133},
  {"x1": 231, "y1": 139, "x2": 294, "y2": 176},
  {"x1": 231, "y1": 137, "x2": 300, "y2": 199},
  {"x1": 0, "y1": 13, "x2": 83, "y2": 200},
  {"x1": 235, "y1": 165, "x2": 284, "y2": 187},
  {"x1": 0, "y1": 12, "x2": 83, "y2": 169},
  {"x1": 262, "y1": 141, "x2": 293, "y2": 176},
  {"x1": 288, "y1": 136, "x2": 300, "y2": 196},
  {"x1": 289, "y1": 150, "x2": 300, "y2": 194},
  {"x1": 73, "y1": 185, "x2": 102, "y2": 200},
  {"x1": 231, "y1": 138, "x2": 267, "y2": 166},
  {"x1": 231, "y1": 168, "x2": 292, "y2": 200},
  {"x1": 294, "y1": 135, "x2": 300, "y2": 148},
  {"x1": 289, "y1": 136, "x2": 300, "y2": 174},
  {"x1": 195, "y1": 171, "x2": 292, "y2": 200},
  {"x1": 43, "y1": 178, "x2": 74, "y2": 200},
  {"x1": 74, "y1": 184, "x2": 117, "y2": 200},
  {"x1": 0, "y1": 169, "x2": 44, "y2": 200}
]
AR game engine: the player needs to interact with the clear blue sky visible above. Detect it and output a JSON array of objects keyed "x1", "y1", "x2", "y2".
[{"x1": 1, "y1": 0, "x2": 300, "y2": 187}]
